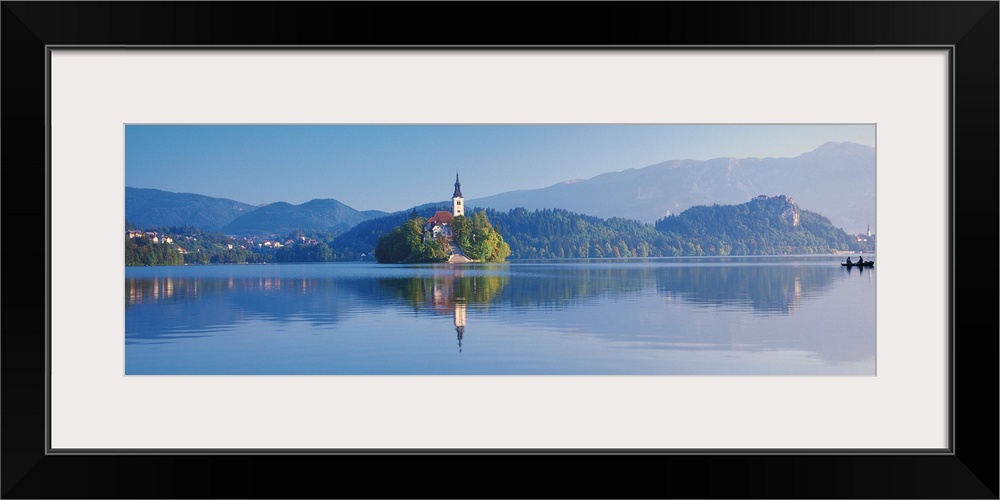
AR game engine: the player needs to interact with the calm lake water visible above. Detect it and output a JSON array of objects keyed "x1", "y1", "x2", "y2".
[{"x1": 125, "y1": 256, "x2": 876, "y2": 375}]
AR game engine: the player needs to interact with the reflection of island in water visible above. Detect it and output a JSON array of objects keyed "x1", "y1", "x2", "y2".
[{"x1": 375, "y1": 270, "x2": 509, "y2": 352}]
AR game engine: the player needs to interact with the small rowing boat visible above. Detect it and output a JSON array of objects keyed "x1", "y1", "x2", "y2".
[{"x1": 842, "y1": 261, "x2": 874, "y2": 267}]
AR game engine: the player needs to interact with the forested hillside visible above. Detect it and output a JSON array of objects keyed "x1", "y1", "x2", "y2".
[
  {"x1": 653, "y1": 195, "x2": 870, "y2": 255},
  {"x1": 127, "y1": 196, "x2": 873, "y2": 266},
  {"x1": 484, "y1": 208, "x2": 668, "y2": 259}
]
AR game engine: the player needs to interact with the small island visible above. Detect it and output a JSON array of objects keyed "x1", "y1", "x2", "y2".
[{"x1": 374, "y1": 174, "x2": 511, "y2": 264}]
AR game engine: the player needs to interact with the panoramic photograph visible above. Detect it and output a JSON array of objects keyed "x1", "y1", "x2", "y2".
[{"x1": 124, "y1": 124, "x2": 876, "y2": 375}]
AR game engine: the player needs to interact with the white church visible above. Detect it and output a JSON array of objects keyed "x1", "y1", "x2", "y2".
[{"x1": 423, "y1": 173, "x2": 465, "y2": 238}]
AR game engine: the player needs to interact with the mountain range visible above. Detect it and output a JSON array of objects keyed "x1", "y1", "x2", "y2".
[
  {"x1": 125, "y1": 187, "x2": 257, "y2": 231},
  {"x1": 125, "y1": 187, "x2": 387, "y2": 234},
  {"x1": 125, "y1": 142, "x2": 875, "y2": 236},
  {"x1": 468, "y1": 141, "x2": 875, "y2": 234},
  {"x1": 221, "y1": 199, "x2": 387, "y2": 236}
]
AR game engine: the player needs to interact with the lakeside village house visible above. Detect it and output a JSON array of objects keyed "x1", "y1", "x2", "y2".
[
  {"x1": 423, "y1": 173, "x2": 465, "y2": 242},
  {"x1": 127, "y1": 229, "x2": 286, "y2": 254}
]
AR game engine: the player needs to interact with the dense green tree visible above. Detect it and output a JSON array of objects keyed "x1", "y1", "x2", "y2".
[
  {"x1": 374, "y1": 216, "x2": 449, "y2": 263},
  {"x1": 125, "y1": 235, "x2": 184, "y2": 266},
  {"x1": 273, "y1": 241, "x2": 335, "y2": 262},
  {"x1": 455, "y1": 211, "x2": 510, "y2": 263},
  {"x1": 483, "y1": 208, "x2": 675, "y2": 259},
  {"x1": 374, "y1": 226, "x2": 411, "y2": 263}
]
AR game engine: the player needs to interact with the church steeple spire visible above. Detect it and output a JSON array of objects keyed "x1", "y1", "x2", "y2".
[{"x1": 452, "y1": 173, "x2": 465, "y2": 217}]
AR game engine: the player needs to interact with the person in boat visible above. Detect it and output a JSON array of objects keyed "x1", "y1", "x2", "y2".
[{"x1": 857, "y1": 256, "x2": 865, "y2": 265}]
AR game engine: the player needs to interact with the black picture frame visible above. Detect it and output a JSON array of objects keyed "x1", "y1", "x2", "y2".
[{"x1": 3, "y1": 2, "x2": 996, "y2": 498}]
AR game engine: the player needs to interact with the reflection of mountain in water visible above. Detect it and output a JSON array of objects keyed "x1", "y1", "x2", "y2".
[
  {"x1": 126, "y1": 275, "x2": 365, "y2": 341},
  {"x1": 495, "y1": 265, "x2": 650, "y2": 310},
  {"x1": 369, "y1": 263, "x2": 835, "y2": 316},
  {"x1": 655, "y1": 265, "x2": 836, "y2": 315}
]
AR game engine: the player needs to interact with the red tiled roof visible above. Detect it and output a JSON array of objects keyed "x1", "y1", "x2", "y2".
[{"x1": 427, "y1": 211, "x2": 453, "y2": 225}]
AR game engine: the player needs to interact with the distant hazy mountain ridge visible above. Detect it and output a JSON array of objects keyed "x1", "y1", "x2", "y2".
[{"x1": 469, "y1": 141, "x2": 875, "y2": 234}]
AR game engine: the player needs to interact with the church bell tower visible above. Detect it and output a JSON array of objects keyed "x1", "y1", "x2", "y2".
[{"x1": 452, "y1": 173, "x2": 464, "y2": 217}]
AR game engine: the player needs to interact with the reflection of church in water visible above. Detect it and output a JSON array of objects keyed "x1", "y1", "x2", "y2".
[
  {"x1": 426, "y1": 274, "x2": 469, "y2": 352},
  {"x1": 455, "y1": 300, "x2": 466, "y2": 352}
]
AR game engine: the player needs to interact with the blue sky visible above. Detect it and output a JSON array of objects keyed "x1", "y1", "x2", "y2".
[{"x1": 125, "y1": 124, "x2": 874, "y2": 213}]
